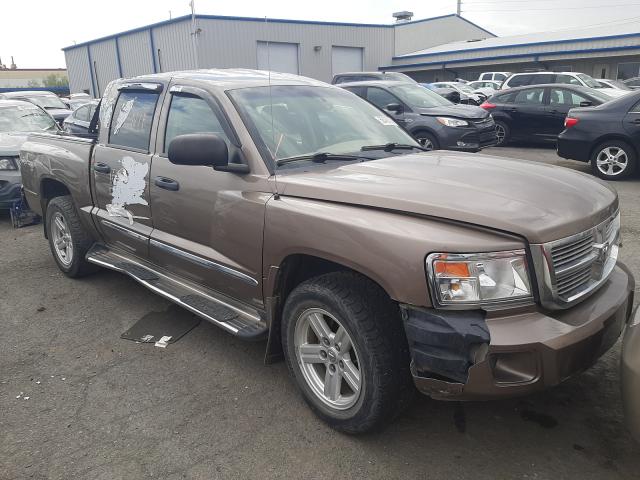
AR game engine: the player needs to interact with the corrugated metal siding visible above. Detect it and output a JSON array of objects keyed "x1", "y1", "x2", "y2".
[
  {"x1": 64, "y1": 47, "x2": 92, "y2": 94},
  {"x1": 88, "y1": 40, "x2": 120, "y2": 96},
  {"x1": 152, "y1": 20, "x2": 197, "y2": 72},
  {"x1": 194, "y1": 17, "x2": 393, "y2": 83},
  {"x1": 394, "y1": 17, "x2": 492, "y2": 57},
  {"x1": 118, "y1": 30, "x2": 154, "y2": 77}
]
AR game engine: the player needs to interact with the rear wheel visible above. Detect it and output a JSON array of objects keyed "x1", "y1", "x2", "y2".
[
  {"x1": 591, "y1": 140, "x2": 637, "y2": 180},
  {"x1": 414, "y1": 131, "x2": 439, "y2": 151},
  {"x1": 46, "y1": 196, "x2": 97, "y2": 277},
  {"x1": 281, "y1": 272, "x2": 414, "y2": 434},
  {"x1": 494, "y1": 121, "x2": 509, "y2": 146}
]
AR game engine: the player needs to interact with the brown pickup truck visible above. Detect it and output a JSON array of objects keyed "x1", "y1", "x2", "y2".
[{"x1": 19, "y1": 70, "x2": 635, "y2": 434}]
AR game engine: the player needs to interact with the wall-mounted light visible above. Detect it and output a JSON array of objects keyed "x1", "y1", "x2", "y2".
[{"x1": 313, "y1": 46, "x2": 322, "y2": 52}]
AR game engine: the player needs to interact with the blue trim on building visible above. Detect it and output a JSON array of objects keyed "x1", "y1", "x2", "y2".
[
  {"x1": 380, "y1": 44, "x2": 640, "y2": 71},
  {"x1": 149, "y1": 28, "x2": 158, "y2": 73},
  {"x1": 86, "y1": 46, "x2": 97, "y2": 97},
  {"x1": 394, "y1": 31, "x2": 640, "y2": 61},
  {"x1": 114, "y1": 37, "x2": 123, "y2": 77}
]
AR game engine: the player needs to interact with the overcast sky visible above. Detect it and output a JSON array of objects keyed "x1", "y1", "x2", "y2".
[{"x1": 2, "y1": 0, "x2": 640, "y2": 68}]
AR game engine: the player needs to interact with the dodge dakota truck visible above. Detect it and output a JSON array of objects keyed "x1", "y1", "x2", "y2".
[{"x1": 20, "y1": 70, "x2": 635, "y2": 434}]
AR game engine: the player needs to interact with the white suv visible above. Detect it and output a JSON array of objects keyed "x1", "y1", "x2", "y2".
[
  {"x1": 501, "y1": 71, "x2": 629, "y2": 98},
  {"x1": 478, "y1": 72, "x2": 511, "y2": 83}
]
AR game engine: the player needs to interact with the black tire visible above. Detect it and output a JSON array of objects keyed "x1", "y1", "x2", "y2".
[
  {"x1": 413, "y1": 131, "x2": 439, "y2": 151},
  {"x1": 46, "y1": 195, "x2": 98, "y2": 278},
  {"x1": 590, "y1": 140, "x2": 637, "y2": 180},
  {"x1": 494, "y1": 120, "x2": 510, "y2": 146},
  {"x1": 282, "y1": 271, "x2": 414, "y2": 434}
]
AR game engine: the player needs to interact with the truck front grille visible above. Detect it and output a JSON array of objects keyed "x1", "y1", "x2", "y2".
[{"x1": 532, "y1": 212, "x2": 620, "y2": 308}]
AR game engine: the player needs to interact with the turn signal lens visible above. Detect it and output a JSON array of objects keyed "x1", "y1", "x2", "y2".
[
  {"x1": 434, "y1": 261, "x2": 471, "y2": 277},
  {"x1": 564, "y1": 117, "x2": 579, "y2": 128}
]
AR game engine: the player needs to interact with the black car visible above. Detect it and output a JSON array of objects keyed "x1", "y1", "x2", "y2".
[
  {"x1": 557, "y1": 90, "x2": 640, "y2": 180},
  {"x1": 63, "y1": 100, "x2": 99, "y2": 136},
  {"x1": 481, "y1": 84, "x2": 613, "y2": 145},
  {"x1": 339, "y1": 80, "x2": 497, "y2": 151},
  {"x1": 331, "y1": 71, "x2": 416, "y2": 85}
]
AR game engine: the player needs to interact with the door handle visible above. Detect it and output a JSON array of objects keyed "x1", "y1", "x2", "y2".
[
  {"x1": 154, "y1": 176, "x2": 180, "y2": 191},
  {"x1": 507, "y1": 108, "x2": 518, "y2": 113},
  {"x1": 93, "y1": 162, "x2": 111, "y2": 174},
  {"x1": 632, "y1": 118, "x2": 640, "y2": 124}
]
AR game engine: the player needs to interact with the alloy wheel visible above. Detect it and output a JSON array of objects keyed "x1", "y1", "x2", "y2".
[
  {"x1": 294, "y1": 308, "x2": 362, "y2": 410},
  {"x1": 418, "y1": 137, "x2": 435, "y2": 150},
  {"x1": 51, "y1": 212, "x2": 73, "y2": 266},
  {"x1": 495, "y1": 124, "x2": 506, "y2": 145},
  {"x1": 596, "y1": 146, "x2": 628, "y2": 177}
]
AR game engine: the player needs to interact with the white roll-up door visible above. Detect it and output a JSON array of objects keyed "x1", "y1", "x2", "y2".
[
  {"x1": 332, "y1": 46, "x2": 364, "y2": 75},
  {"x1": 257, "y1": 41, "x2": 299, "y2": 74}
]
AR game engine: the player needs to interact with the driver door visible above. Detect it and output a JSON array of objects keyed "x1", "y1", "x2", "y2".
[{"x1": 365, "y1": 87, "x2": 409, "y2": 127}]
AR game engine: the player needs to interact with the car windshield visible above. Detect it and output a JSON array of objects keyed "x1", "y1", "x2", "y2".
[
  {"x1": 389, "y1": 84, "x2": 452, "y2": 108},
  {"x1": 585, "y1": 88, "x2": 616, "y2": 103},
  {"x1": 0, "y1": 105, "x2": 58, "y2": 133},
  {"x1": 25, "y1": 95, "x2": 67, "y2": 110},
  {"x1": 229, "y1": 85, "x2": 418, "y2": 166},
  {"x1": 577, "y1": 74, "x2": 602, "y2": 89}
]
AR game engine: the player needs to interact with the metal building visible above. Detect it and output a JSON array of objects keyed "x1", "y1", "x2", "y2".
[
  {"x1": 62, "y1": 13, "x2": 493, "y2": 96},
  {"x1": 384, "y1": 21, "x2": 640, "y2": 82}
]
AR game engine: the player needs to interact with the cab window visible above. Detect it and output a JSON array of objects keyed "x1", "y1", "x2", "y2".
[
  {"x1": 164, "y1": 94, "x2": 229, "y2": 152},
  {"x1": 109, "y1": 91, "x2": 159, "y2": 151},
  {"x1": 507, "y1": 75, "x2": 533, "y2": 88},
  {"x1": 495, "y1": 73, "x2": 507, "y2": 82}
]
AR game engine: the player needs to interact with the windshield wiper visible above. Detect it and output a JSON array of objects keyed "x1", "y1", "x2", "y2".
[
  {"x1": 275, "y1": 152, "x2": 368, "y2": 166},
  {"x1": 360, "y1": 143, "x2": 425, "y2": 152}
]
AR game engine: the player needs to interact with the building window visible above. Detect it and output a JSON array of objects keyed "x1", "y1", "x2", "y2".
[{"x1": 617, "y1": 62, "x2": 640, "y2": 80}]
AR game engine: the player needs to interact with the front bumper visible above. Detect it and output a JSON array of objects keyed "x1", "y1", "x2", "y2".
[
  {"x1": 621, "y1": 306, "x2": 640, "y2": 443},
  {"x1": 402, "y1": 263, "x2": 635, "y2": 401},
  {"x1": 0, "y1": 169, "x2": 22, "y2": 209},
  {"x1": 440, "y1": 126, "x2": 498, "y2": 151}
]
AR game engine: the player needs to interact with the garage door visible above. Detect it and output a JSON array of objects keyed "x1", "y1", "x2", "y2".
[
  {"x1": 257, "y1": 41, "x2": 299, "y2": 74},
  {"x1": 332, "y1": 46, "x2": 364, "y2": 75}
]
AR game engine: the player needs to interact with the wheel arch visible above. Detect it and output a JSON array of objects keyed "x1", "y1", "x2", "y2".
[
  {"x1": 589, "y1": 134, "x2": 638, "y2": 160},
  {"x1": 40, "y1": 177, "x2": 72, "y2": 238},
  {"x1": 263, "y1": 253, "x2": 396, "y2": 364}
]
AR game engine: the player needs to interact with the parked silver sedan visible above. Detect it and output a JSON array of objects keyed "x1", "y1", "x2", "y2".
[{"x1": 622, "y1": 306, "x2": 640, "y2": 443}]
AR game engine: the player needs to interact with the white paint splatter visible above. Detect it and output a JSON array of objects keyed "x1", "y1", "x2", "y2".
[
  {"x1": 106, "y1": 156, "x2": 149, "y2": 225},
  {"x1": 113, "y1": 98, "x2": 135, "y2": 134}
]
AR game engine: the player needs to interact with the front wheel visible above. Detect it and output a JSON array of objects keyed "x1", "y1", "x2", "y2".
[
  {"x1": 282, "y1": 272, "x2": 414, "y2": 434},
  {"x1": 414, "y1": 131, "x2": 439, "y2": 151},
  {"x1": 590, "y1": 140, "x2": 637, "y2": 180},
  {"x1": 494, "y1": 121, "x2": 509, "y2": 146}
]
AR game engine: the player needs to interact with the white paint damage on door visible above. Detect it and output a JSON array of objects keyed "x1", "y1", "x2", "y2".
[{"x1": 106, "y1": 156, "x2": 149, "y2": 225}]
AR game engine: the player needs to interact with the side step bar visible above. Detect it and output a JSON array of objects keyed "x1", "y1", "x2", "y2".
[{"x1": 86, "y1": 244, "x2": 268, "y2": 340}]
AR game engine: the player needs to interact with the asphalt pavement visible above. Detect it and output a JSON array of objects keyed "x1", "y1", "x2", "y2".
[{"x1": 1, "y1": 145, "x2": 639, "y2": 479}]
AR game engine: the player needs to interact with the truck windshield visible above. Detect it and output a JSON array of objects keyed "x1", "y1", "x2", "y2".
[
  {"x1": 0, "y1": 105, "x2": 58, "y2": 133},
  {"x1": 228, "y1": 85, "x2": 418, "y2": 165}
]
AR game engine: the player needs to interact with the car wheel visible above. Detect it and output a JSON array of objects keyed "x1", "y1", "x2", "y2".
[
  {"x1": 281, "y1": 271, "x2": 414, "y2": 434},
  {"x1": 414, "y1": 131, "x2": 439, "y2": 151},
  {"x1": 494, "y1": 121, "x2": 510, "y2": 146},
  {"x1": 46, "y1": 195, "x2": 98, "y2": 277},
  {"x1": 591, "y1": 141, "x2": 637, "y2": 180}
]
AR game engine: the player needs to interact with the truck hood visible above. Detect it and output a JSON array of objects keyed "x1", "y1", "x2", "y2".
[
  {"x1": 0, "y1": 132, "x2": 29, "y2": 156},
  {"x1": 274, "y1": 151, "x2": 618, "y2": 244},
  {"x1": 415, "y1": 104, "x2": 488, "y2": 119}
]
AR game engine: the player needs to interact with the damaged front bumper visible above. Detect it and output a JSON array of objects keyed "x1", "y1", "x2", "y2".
[{"x1": 402, "y1": 263, "x2": 635, "y2": 401}]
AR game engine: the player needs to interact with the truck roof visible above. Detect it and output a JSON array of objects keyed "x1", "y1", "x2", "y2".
[
  {"x1": 129, "y1": 68, "x2": 328, "y2": 89},
  {"x1": 0, "y1": 99, "x2": 42, "y2": 108}
]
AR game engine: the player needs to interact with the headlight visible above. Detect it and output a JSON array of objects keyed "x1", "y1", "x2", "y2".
[
  {"x1": 426, "y1": 250, "x2": 533, "y2": 308},
  {"x1": 436, "y1": 117, "x2": 469, "y2": 127},
  {"x1": 0, "y1": 156, "x2": 18, "y2": 170}
]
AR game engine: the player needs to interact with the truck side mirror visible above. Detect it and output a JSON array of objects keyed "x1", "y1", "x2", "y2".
[
  {"x1": 385, "y1": 103, "x2": 403, "y2": 114},
  {"x1": 168, "y1": 133, "x2": 228, "y2": 167}
]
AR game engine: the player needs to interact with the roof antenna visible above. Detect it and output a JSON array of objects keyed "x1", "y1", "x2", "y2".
[{"x1": 265, "y1": 16, "x2": 280, "y2": 199}]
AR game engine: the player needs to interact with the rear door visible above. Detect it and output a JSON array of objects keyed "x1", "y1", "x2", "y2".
[
  {"x1": 148, "y1": 84, "x2": 268, "y2": 306},
  {"x1": 546, "y1": 87, "x2": 593, "y2": 138},
  {"x1": 92, "y1": 83, "x2": 164, "y2": 259},
  {"x1": 623, "y1": 99, "x2": 640, "y2": 147}
]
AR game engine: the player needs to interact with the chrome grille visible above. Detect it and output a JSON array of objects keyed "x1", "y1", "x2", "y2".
[{"x1": 531, "y1": 212, "x2": 620, "y2": 309}]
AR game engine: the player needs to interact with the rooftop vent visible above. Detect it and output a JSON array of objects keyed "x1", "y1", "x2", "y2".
[{"x1": 393, "y1": 11, "x2": 414, "y2": 23}]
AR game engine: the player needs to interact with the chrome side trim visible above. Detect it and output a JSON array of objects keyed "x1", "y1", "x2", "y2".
[
  {"x1": 86, "y1": 256, "x2": 240, "y2": 335},
  {"x1": 149, "y1": 239, "x2": 259, "y2": 286},
  {"x1": 100, "y1": 220, "x2": 148, "y2": 242}
]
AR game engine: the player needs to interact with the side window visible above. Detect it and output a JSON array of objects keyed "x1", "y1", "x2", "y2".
[
  {"x1": 631, "y1": 100, "x2": 640, "y2": 113},
  {"x1": 366, "y1": 87, "x2": 400, "y2": 109},
  {"x1": 342, "y1": 86, "x2": 366, "y2": 98},
  {"x1": 494, "y1": 92, "x2": 516, "y2": 104},
  {"x1": 164, "y1": 94, "x2": 229, "y2": 152},
  {"x1": 556, "y1": 74, "x2": 582, "y2": 86},
  {"x1": 75, "y1": 105, "x2": 90, "y2": 122},
  {"x1": 529, "y1": 74, "x2": 554, "y2": 85},
  {"x1": 480, "y1": 73, "x2": 490, "y2": 81},
  {"x1": 109, "y1": 91, "x2": 159, "y2": 151},
  {"x1": 495, "y1": 73, "x2": 507, "y2": 82},
  {"x1": 507, "y1": 75, "x2": 533, "y2": 88},
  {"x1": 513, "y1": 88, "x2": 545, "y2": 105}
]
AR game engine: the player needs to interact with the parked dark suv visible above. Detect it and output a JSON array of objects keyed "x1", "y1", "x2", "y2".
[
  {"x1": 340, "y1": 81, "x2": 497, "y2": 151},
  {"x1": 331, "y1": 71, "x2": 415, "y2": 85}
]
